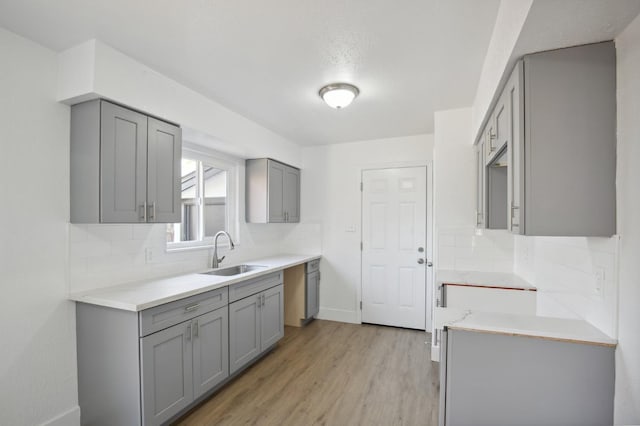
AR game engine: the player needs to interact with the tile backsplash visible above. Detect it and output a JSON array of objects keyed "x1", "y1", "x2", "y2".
[
  {"x1": 515, "y1": 235, "x2": 619, "y2": 337},
  {"x1": 437, "y1": 227, "x2": 514, "y2": 273},
  {"x1": 68, "y1": 222, "x2": 322, "y2": 294}
]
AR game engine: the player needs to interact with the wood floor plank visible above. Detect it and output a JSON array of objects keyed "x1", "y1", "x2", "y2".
[{"x1": 175, "y1": 320, "x2": 439, "y2": 426}]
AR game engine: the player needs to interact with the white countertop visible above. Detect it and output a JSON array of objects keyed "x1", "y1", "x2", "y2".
[
  {"x1": 436, "y1": 269, "x2": 536, "y2": 291},
  {"x1": 434, "y1": 307, "x2": 616, "y2": 347},
  {"x1": 69, "y1": 254, "x2": 321, "y2": 312}
]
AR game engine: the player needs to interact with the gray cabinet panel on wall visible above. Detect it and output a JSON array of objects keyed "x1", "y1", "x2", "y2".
[
  {"x1": 267, "y1": 160, "x2": 286, "y2": 222},
  {"x1": 100, "y1": 101, "x2": 148, "y2": 223},
  {"x1": 246, "y1": 158, "x2": 300, "y2": 223},
  {"x1": 70, "y1": 99, "x2": 182, "y2": 223},
  {"x1": 147, "y1": 117, "x2": 181, "y2": 223},
  {"x1": 283, "y1": 166, "x2": 300, "y2": 222},
  {"x1": 477, "y1": 41, "x2": 616, "y2": 236},
  {"x1": 475, "y1": 138, "x2": 486, "y2": 228},
  {"x1": 141, "y1": 321, "x2": 193, "y2": 426},
  {"x1": 522, "y1": 41, "x2": 616, "y2": 236},
  {"x1": 440, "y1": 328, "x2": 615, "y2": 426}
]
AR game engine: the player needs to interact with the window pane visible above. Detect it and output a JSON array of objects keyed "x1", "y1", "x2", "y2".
[
  {"x1": 166, "y1": 158, "x2": 198, "y2": 243},
  {"x1": 203, "y1": 165, "x2": 227, "y2": 237}
]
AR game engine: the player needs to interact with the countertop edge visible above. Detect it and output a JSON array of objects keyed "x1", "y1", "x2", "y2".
[
  {"x1": 69, "y1": 254, "x2": 321, "y2": 312},
  {"x1": 446, "y1": 325, "x2": 617, "y2": 348}
]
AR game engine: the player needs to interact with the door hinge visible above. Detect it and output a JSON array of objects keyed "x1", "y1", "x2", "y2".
[
  {"x1": 360, "y1": 301, "x2": 362, "y2": 310},
  {"x1": 360, "y1": 242, "x2": 363, "y2": 251},
  {"x1": 360, "y1": 182, "x2": 363, "y2": 191}
]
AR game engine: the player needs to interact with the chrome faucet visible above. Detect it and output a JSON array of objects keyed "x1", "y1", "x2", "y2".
[{"x1": 212, "y1": 231, "x2": 235, "y2": 269}]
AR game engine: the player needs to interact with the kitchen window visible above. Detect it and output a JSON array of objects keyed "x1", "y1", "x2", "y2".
[{"x1": 166, "y1": 146, "x2": 238, "y2": 249}]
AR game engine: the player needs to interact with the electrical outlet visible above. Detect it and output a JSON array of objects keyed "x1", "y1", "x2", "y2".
[
  {"x1": 145, "y1": 247, "x2": 154, "y2": 264},
  {"x1": 593, "y1": 267, "x2": 605, "y2": 298}
]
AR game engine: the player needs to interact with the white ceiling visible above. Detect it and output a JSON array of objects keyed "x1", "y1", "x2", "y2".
[{"x1": 0, "y1": 0, "x2": 500, "y2": 145}]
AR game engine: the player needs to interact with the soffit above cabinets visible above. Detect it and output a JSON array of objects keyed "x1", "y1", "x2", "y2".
[{"x1": 0, "y1": 0, "x2": 499, "y2": 145}]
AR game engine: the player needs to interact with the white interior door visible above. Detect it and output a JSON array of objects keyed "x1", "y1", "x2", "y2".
[{"x1": 361, "y1": 167, "x2": 427, "y2": 330}]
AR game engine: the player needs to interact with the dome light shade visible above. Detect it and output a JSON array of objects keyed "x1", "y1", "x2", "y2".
[{"x1": 319, "y1": 83, "x2": 360, "y2": 109}]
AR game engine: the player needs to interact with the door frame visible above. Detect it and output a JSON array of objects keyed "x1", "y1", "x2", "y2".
[{"x1": 358, "y1": 162, "x2": 434, "y2": 331}]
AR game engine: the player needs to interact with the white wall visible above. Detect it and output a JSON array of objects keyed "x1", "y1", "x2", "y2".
[
  {"x1": 471, "y1": 0, "x2": 533, "y2": 139},
  {"x1": 0, "y1": 28, "x2": 79, "y2": 425},
  {"x1": 301, "y1": 134, "x2": 434, "y2": 323},
  {"x1": 433, "y1": 107, "x2": 514, "y2": 273},
  {"x1": 613, "y1": 13, "x2": 640, "y2": 424},
  {"x1": 58, "y1": 39, "x2": 303, "y2": 167}
]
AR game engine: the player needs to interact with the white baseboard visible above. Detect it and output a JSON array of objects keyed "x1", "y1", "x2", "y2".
[
  {"x1": 316, "y1": 307, "x2": 359, "y2": 324},
  {"x1": 39, "y1": 406, "x2": 80, "y2": 426}
]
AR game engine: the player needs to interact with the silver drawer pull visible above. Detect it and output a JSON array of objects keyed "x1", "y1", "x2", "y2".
[{"x1": 184, "y1": 303, "x2": 200, "y2": 313}]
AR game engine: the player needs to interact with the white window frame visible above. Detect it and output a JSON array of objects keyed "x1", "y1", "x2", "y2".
[{"x1": 166, "y1": 143, "x2": 240, "y2": 251}]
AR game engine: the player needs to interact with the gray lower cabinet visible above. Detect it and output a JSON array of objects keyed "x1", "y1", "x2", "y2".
[
  {"x1": 140, "y1": 306, "x2": 229, "y2": 426},
  {"x1": 246, "y1": 158, "x2": 300, "y2": 223},
  {"x1": 229, "y1": 283, "x2": 284, "y2": 374},
  {"x1": 305, "y1": 270, "x2": 320, "y2": 319},
  {"x1": 141, "y1": 321, "x2": 194, "y2": 426},
  {"x1": 439, "y1": 328, "x2": 615, "y2": 426},
  {"x1": 70, "y1": 99, "x2": 181, "y2": 223}
]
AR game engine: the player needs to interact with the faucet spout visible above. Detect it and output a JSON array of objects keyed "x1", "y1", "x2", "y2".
[{"x1": 212, "y1": 231, "x2": 235, "y2": 269}]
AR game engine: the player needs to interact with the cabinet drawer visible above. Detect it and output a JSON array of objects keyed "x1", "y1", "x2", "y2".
[
  {"x1": 229, "y1": 271, "x2": 283, "y2": 303},
  {"x1": 306, "y1": 259, "x2": 320, "y2": 274},
  {"x1": 139, "y1": 287, "x2": 228, "y2": 337}
]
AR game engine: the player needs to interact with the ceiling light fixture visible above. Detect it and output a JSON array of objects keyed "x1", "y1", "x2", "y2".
[{"x1": 319, "y1": 83, "x2": 360, "y2": 109}]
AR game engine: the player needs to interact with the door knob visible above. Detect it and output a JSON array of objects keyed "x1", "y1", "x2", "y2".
[
  {"x1": 417, "y1": 258, "x2": 425, "y2": 264},
  {"x1": 418, "y1": 247, "x2": 424, "y2": 253},
  {"x1": 427, "y1": 261, "x2": 433, "y2": 267}
]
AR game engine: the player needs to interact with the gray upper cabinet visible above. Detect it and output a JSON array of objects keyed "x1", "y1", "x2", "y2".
[
  {"x1": 478, "y1": 41, "x2": 616, "y2": 237},
  {"x1": 71, "y1": 99, "x2": 182, "y2": 223},
  {"x1": 475, "y1": 136, "x2": 486, "y2": 228},
  {"x1": 147, "y1": 117, "x2": 181, "y2": 223},
  {"x1": 246, "y1": 158, "x2": 300, "y2": 223}
]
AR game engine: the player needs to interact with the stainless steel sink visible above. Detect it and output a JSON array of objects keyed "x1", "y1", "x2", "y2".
[{"x1": 201, "y1": 264, "x2": 267, "y2": 276}]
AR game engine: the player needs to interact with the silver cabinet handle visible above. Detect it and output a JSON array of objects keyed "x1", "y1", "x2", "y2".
[
  {"x1": 186, "y1": 324, "x2": 192, "y2": 341},
  {"x1": 417, "y1": 258, "x2": 425, "y2": 265},
  {"x1": 148, "y1": 202, "x2": 156, "y2": 220},
  {"x1": 427, "y1": 261, "x2": 433, "y2": 267},
  {"x1": 141, "y1": 201, "x2": 147, "y2": 222},
  {"x1": 184, "y1": 303, "x2": 200, "y2": 313},
  {"x1": 193, "y1": 320, "x2": 199, "y2": 338},
  {"x1": 262, "y1": 294, "x2": 265, "y2": 307},
  {"x1": 257, "y1": 295, "x2": 261, "y2": 308}
]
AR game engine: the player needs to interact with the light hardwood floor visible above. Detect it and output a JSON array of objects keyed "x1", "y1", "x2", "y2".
[{"x1": 175, "y1": 320, "x2": 440, "y2": 426}]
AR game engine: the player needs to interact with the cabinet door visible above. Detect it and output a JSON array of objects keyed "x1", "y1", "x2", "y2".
[
  {"x1": 193, "y1": 307, "x2": 229, "y2": 399},
  {"x1": 493, "y1": 94, "x2": 508, "y2": 154},
  {"x1": 100, "y1": 101, "x2": 148, "y2": 223},
  {"x1": 141, "y1": 322, "x2": 193, "y2": 426},
  {"x1": 506, "y1": 61, "x2": 524, "y2": 234},
  {"x1": 283, "y1": 166, "x2": 300, "y2": 222},
  {"x1": 261, "y1": 284, "x2": 284, "y2": 350},
  {"x1": 147, "y1": 117, "x2": 181, "y2": 223},
  {"x1": 267, "y1": 160, "x2": 285, "y2": 222},
  {"x1": 229, "y1": 295, "x2": 261, "y2": 374},
  {"x1": 305, "y1": 271, "x2": 319, "y2": 319},
  {"x1": 475, "y1": 139, "x2": 486, "y2": 228}
]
